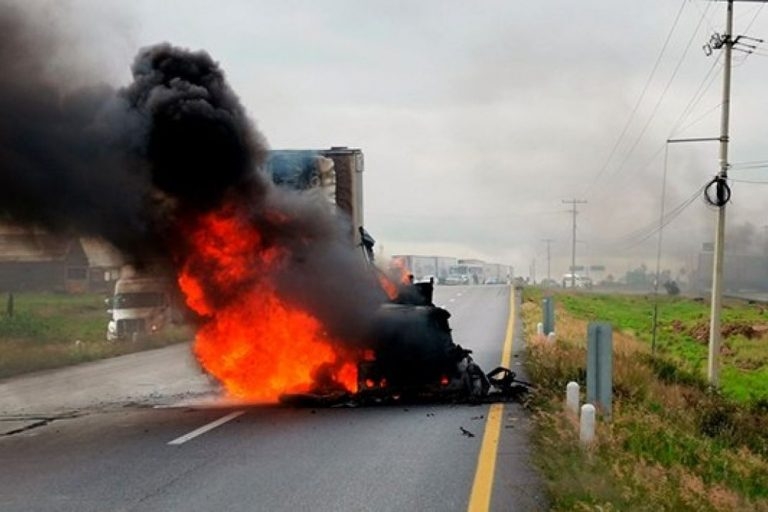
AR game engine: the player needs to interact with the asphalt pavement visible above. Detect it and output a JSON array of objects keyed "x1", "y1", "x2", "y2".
[{"x1": 0, "y1": 284, "x2": 545, "y2": 511}]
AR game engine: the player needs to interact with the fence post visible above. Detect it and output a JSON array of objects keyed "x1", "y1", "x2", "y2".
[
  {"x1": 580, "y1": 404, "x2": 596, "y2": 445},
  {"x1": 566, "y1": 381, "x2": 579, "y2": 416},
  {"x1": 586, "y1": 322, "x2": 613, "y2": 418},
  {"x1": 542, "y1": 297, "x2": 555, "y2": 335}
]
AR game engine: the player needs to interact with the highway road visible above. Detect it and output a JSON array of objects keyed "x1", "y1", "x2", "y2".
[{"x1": 0, "y1": 284, "x2": 545, "y2": 511}]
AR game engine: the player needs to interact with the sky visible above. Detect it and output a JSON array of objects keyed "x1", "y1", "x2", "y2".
[{"x1": 17, "y1": 0, "x2": 768, "y2": 280}]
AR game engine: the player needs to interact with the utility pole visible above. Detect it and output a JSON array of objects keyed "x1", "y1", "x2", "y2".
[
  {"x1": 697, "y1": 0, "x2": 766, "y2": 386},
  {"x1": 542, "y1": 238, "x2": 554, "y2": 281},
  {"x1": 708, "y1": 0, "x2": 735, "y2": 388},
  {"x1": 563, "y1": 199, "x2": 587, "y2": 288}
]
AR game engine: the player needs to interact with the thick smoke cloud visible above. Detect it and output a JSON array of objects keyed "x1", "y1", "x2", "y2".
[
  {"x1": 0, "y1": 4, "x2": 150, "y2": 257},
  {"x1": 123, "y1": 43, "x2": 268, "y2": 211},
  {"x1": 0, "y1": 4, "x2": 386, "y2": 348},
  {"x1": 264, "y1": 188, "x2": 387, "y2": 342},
  {"x1": 0, "y1": 6, "x2": 268, "y2": 262}
]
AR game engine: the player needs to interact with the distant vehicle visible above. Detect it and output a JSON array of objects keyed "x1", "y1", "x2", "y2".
[
  {"x1": 107, "y1": 275, "x2": 173, "y2": 341},
  {"x1": 444, "y1": 274, "x2": 469, "y2": 285},
  {"x1": 562, "y1": 274, "x2": 592, "y2": 289},
  {"x1": 540, "y1": 278, "x2": 559, "y2": 288}
]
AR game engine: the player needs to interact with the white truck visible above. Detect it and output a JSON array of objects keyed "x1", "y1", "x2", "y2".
[{"x1": 106, "y1": 275, "x2": 173, "y2": 341}]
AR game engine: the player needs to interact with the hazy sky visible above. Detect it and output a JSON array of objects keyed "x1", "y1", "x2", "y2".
[{"x1": 21, "y1": 0, "x2": 768, "y2": 278}]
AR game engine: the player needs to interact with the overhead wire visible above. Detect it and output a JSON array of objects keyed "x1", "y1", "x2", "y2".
[
  {"x1": 730, "y1": 159, "x2": 768, "y2": 169},
  {"x1": 727, "y1": 4, "x2": 767, "y2": 63},
  {"x1": 668, "y1": 52, "x2": 723, "y2": 136},
  {"x1": 692, "y1": 0, "x2": 719, "y2": 34},
  {"x1": 618, "y1": 183, "x2": 706, "y2": 250},
  {"x1": 674, "y1": 101, "x2": 723, "y2": 134},
  {"x1": 742, "y1": 2, "x2": 766, "y2": 34},
  {"x1": 730, "y1": 178, "x2": 768, "y2": 185},
  {"x1": 584, "y1": 0, "x2": 688, "y2": 195},
  {"x1": 608, "y1": 0, "x2": 714, "y2": 181}
]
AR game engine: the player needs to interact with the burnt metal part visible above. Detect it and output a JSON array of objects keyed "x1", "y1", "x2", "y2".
[
  {"x1": 278, "y1": 364, "x2": 531, "y2": 408},
  {"x1": 279, "y1": 283, "x2": 531, "y2": 408}
]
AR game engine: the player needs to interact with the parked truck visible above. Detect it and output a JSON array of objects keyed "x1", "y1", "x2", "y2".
[{"x1": 106, "y1": 270, "x2": 174, "y2": 341}]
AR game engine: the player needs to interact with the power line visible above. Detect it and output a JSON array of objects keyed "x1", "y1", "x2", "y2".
[
  {"x1": 730, "y1": 178, "x2": 768, "y2": 184},
  {"x1": 743, "y1": 2, "x2": 766, "y2": 33},
  {"x1": 614, "y1": 184, "x2": 705, "y2": 249},
  {"x1": 608, "y1": 1, "x2": 714, "y2": 181},
  {"x1": 693, "y1": 0, "x2": 720, "y2": 34},
  {"x1": 585, "y1": 0, "x2": 688, "y2": 194},
  {"x1": 674, "y1": 101, "x2": 724, "y2": 134},
  {"x1": 669, "y1": 52, "x2": 723, "y2": 135}
]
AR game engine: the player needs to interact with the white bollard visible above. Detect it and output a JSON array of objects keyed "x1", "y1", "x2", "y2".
[
  {"x1": 547, "y1": 332, "x2": 556, "y2": 344},
  {"x1": 536, "y1": 322, "x2": 544, "y2": 336},
  {"x1": 580, "y1": 404, "x2": 596, "y2": 446},
  {"x1": 566, "y1": 381, "x2": 579, "y2": 416}
]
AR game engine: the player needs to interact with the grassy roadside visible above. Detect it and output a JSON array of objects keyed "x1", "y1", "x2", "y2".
[
  {"x1": 556, "y1": 292, "x2": 768, "y2": 402},
  {"x1": 522, "y1": 289, "x2": 768, "y2": 511},
  {"x1": 0, "y1": 292, "x2": 192, "y2": 379}
]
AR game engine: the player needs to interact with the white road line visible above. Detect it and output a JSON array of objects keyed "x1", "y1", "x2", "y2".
[{"x1": 168, "y1": 410, "x2": 245, "y2": 446}]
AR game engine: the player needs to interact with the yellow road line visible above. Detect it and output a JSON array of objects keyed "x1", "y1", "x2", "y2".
[{"x1": 467, "y1": 285, "x2": 517, "y2": 512}]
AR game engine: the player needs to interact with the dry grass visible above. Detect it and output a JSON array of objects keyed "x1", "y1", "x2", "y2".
[{"x1": 521, "y1": 292, "x2": 768, "y2": 511}]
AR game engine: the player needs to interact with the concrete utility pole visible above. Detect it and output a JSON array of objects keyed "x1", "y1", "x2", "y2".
[
  {"x1": 708, "y1": 0, "x2": 735, "y2": 387},
  {"x1": 563, "y1": 199, "x2": 587, "y2": 288},
  {"x1": 705, "y1": 0, "x2": 768, "y2": 385},
  {"x1": 542, "y1": 238, "x2": 554, "y2": 281}
]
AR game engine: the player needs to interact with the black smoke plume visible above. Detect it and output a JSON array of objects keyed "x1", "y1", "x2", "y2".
[
  {"x1": 0, "y1": 5, "x2": 386, "y2": 344},
  {"x1": 0, "y1": 5, "x2": 464, "y2": 389},
  {"x1": 0, "y1": 5, "x2": 267, "y2": 262}
]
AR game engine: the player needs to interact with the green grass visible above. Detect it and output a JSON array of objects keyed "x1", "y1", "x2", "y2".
[
  {"x1": 521, "y1": 291, "x2": 768, "y2": 511},
  {"x1": 551, "y1": 291, "x2": 768, "y2": 402},
  {"x1": 0, "y1": 292, "x2": 192, "y2": 379}
]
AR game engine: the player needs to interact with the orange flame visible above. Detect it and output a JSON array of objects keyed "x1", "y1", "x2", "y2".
[
  {"x1": 179, "y1": 207, "x2": 357, "y2": 401},
  {"x1": 378, "y1": 273, "x2": 398, "y2": 300},
  {"x1": 390, "y1": 256, "x2": 412, "y2": 284}
]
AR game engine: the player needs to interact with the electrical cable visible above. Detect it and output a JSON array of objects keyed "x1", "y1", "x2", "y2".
[
  {"x1": 614, "y1": 184, "x2": 706, "y2": 249},
  {"x1": 692, "y1": 0, "x2": 719, "y2": 34},
  {"x1": 743, "y1": 2, "x2": 766, "y2": 34},
  {"x1": 669, "y1": 52, "x2": 722, "y2": 136},
  {"x1": 730, "y1": 178, "x2": 768, "y2": 185},
  {"x1": 673, "y1": 101, "x2": 723, "y2": 134},
  {"x1": 609, "y1": 1, "x2": 714, "y2": 181},
  {"x1": 703, "y1": 176, "x2": 731, "y2": 207},
  {"x1": 585, "y1": 0, "x2": 688, "y2": 193}
]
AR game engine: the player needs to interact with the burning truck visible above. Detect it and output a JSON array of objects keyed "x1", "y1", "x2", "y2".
[
  {"x1": 0, "y1": 14, "x2": 525, "y2": 406},
  {"x1": 258, "y1": 148, "x2": 527, "y2": 406}
]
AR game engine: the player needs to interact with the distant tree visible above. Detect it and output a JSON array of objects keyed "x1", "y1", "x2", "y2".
[
  {"x1": 625, "y1": 264, "x2": 651, "y2": 287},
  {"x1": 664, "y1": 280, "x2": 680, "y2": 296}
]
